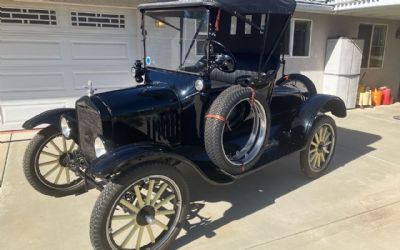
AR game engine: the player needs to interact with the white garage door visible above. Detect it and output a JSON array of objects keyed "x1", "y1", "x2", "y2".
[{"x1": 0, "y1": 2, "x2": 139, "y2": 130}]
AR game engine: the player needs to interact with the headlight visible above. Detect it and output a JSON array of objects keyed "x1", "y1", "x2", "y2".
[
  {"x1": 195, "y1": 79, "x2": 204, "y2": 91},
  {"x1": 60, "y1": 117, "x2": 72, "y2": 139},
  {"x1": 94, "y1": 137, "x2": 107, "y2": 158}
]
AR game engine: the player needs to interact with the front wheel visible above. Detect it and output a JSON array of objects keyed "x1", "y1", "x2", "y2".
[
  {"x1": 300, "y1": 115, "x2": 337, "y2": 179},
  {"x1": 90, "y1": 162, "x2": 190, "y2": 250},
  {"x1": 23, "y1": 126, "x2": 85, "y2": 197}
]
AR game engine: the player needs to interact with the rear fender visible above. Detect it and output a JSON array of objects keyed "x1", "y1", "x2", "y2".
[
  {"x1": 290, "y1": 94, "x2": 346, "y2": 145},
  {"x1": 88, "y1": 143, "x2": 235, "y2": 185},
  {"x1": 22, "y1": 108, "x2": 76, "y2": 130}
]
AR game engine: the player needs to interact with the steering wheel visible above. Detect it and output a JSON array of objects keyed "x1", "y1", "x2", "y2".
[
  {"x1": 207, "y1": 40, "x2": 237, "y2": 73},
  {"x1": 207, "y1": 40, "x2": 235, "y2": 60}
]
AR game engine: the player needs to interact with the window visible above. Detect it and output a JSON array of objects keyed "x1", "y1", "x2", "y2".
[
  {"x1": 195, "y1": 20, "x2": 208, "y2": 56},
  {"x1": 358, "y1": 24, "x2": 387, "y2": 68},
  {"x1": 283, "y1": 19, "x2": 312, "y2": 57},
  {"x1": 71, "y1": 12, "x2": 125, "y2": 28},
  {"x1": 230, "y1": 16, "x2": 237, "y2": 35},
  {"x1": 245, "y1": 15, "x2": 252, "y2": 35},
  {"x1": 0, "y1": 7, "x2": 57, "y2": 25}
]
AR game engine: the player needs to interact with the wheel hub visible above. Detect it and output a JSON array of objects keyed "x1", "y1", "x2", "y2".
[
  {"x1": 58, "y1": 153, "x2": 71, "y2": 167},
  {"x1": 136, "y1": 205, "x2": 156, "y2": 226}
]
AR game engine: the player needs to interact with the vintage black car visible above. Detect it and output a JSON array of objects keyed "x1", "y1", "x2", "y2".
[{"x1": 22, "y1": 0, "x2": 346, "y2": 249}]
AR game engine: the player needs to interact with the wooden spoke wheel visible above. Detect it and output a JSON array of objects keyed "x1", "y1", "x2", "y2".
[
  {"x1": 300, "y1": 116, "x2": 337, "y2": 178},
  {"x1": 90, "y1": 163, "x2": 189, "y2": 250},
  {"x1": 23, "y1": 126, "x2": 85, "y2": 197}
]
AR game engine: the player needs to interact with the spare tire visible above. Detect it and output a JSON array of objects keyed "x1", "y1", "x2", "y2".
[{"x1": 205, "y1": 85, "x2": 271, "y2": 175}]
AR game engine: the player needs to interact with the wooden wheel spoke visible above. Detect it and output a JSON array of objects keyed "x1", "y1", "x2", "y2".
[
  {"x1": 65, "y1": 168, "x2": 71, "y2": 184},
  {"x1": 68, "y1": 141, "x2": 76, "y2": 152},
  {"x1": 136, "y1": 227, "x2": 144, "y2": 250},
  {"x1": 320, "y1": 152, "x2": 326, "y2": 163},
  {"x1": 146, "y1": 180, "x2": 155, "y2": 205},
  {"x1": 54, "y1": 167, "x2": 64, "y2": 184},
  {"x1": 121, "y1": 224, "x2": 139, "y2": 248},
  {"x1": 318, "y1": 128, "x2": 324, "y2": 142},
  {"x1": 316, "y1": 153, "x2": 321, "y2": 168},
  {"x1": 151, "y1": 183, "x2": 168, "y2": 206},
  {"x1": 155, "y1": 219, "x2": 168, "y2": 231},
  {"x1": 41, "y1": 151, "x2": 60, "y2": 158},
  {"x1": 146, "y1": 225, "x2": 156, "y2": 243},
  {"x1": 321, "y1": 127, "x2": 327, "y2": 142},
  {"x1": 310, "y1": 142, "x2": 318, "y2": 147},
  {"x1": 119, "y1": 200, "x2": 140, "y2": 214},
  {"x1": 156, "y1": 210, "x2": 176, "y2": 216},
  {"x1": 313, "y1": 134, "x2": 320, "y2": 144},
  {"x1": 310, "y1": 151, "x2": 318, "y2": 162},
  {"x1": 39, "y1": 160, "x2": 59, "y2": 167},
  {"x1": 112, "y1": 220, "x2": 136, "y2": 237},
  {"x1": 62, "y1": 137, "x2": 67, "y2": 153},
  {"x1": 49, "y1": 140, "x2": 63, "y2": 154},
  {"x1": 112, "y1": 215, "x2": 136, "y2": 221},
  {"x1": 155, "y1": 194, "x2": 176, "y2": 210},
  {"x1": 323, "y1": 147, "x2": 330, "y2": 154},
  {"x1": 311, "y1": 153, "x2": 319, "y2": 167},
  {"x1": 134, "y1": 185, "x2": 145, "y2": 208},
  {"x1": 324, "y1": 132, "x2": 331, "y2": 142},
  {"x1": 43, "y1": 164, "x2": 60, "y2": 178}
]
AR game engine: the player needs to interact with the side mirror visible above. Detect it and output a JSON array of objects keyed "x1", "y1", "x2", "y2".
[{"x1": 214, "y1": 54, "x2": 236, "y2": 73}]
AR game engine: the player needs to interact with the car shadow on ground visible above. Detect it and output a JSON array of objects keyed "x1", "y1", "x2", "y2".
[{"x1": 172, "y1": 127, "x2": 381, "y2": 249}]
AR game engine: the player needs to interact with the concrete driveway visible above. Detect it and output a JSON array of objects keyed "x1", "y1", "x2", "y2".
[{"x1": 1, "y1": 104, "x2": 400, "y2": 250}]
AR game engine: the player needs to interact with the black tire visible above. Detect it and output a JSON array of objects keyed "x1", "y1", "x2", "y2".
[
  {"x1": 90, "y1": 162, "x2": 190, "y2": 250},
  {"x1": 205, "y1": 85, "x2": 271, "y2": 175},
  {"x1": 23, "y1": 126, "x2": 85, "y2": 197},
  {"x1": 276, "y1": 74, "x2": 317, "y2": 97},
  {"x1": 300, "y1": 115, "x2": 337, "y2": 179}
]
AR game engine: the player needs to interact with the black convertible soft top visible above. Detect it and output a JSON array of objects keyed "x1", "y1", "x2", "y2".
[{"x1": 139, "y1": 0, "x2": 296, "y2": 15}]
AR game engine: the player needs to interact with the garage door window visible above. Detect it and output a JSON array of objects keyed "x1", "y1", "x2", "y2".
[
  {"x1": 71, "y1": 12, "x2": 125, "y2": 28},
  {"x1": 0, "y1": 7, "x2": 57, "y2": 25}
]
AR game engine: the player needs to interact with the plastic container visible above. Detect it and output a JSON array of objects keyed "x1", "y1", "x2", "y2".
[
  {"x1": 381, "y1": 87, "x2": 392, "y2": 105},
  {"x1": 372, "y1": 89, "x2": 383, "y2": 106}
]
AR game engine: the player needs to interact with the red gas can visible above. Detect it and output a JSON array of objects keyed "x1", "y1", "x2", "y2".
[{"x1": 381, "y1": 88, "x2": 392, "y2": 105}]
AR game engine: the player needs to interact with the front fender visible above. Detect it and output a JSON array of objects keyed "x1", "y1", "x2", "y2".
[
  {"x1": 291, "y1": 94, "x2": 346, "y2": 144},
  {"x1": 22, "y1": 108, "x2": 76, "y2": 130},
  {"x1": 88, "y1": 143, "x2": 236, "y2": 185},
  {"x1": 88, "y1": 143, "x2": 173, "y2": 178}
]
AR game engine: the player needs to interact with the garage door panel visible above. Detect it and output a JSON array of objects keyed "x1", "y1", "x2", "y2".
[
  {"x1": 0, "y1": 102, "x2": 67, "y2": 125},
  {"x1": 0, "y1": 40, "x2": 62, "y2": 60},
  {"x1": 0, "y1": 3, "x2": 138, "y2": 130},
  {"x1": 71, "y1": 41, "x2": 129, "y2": 60},
  {"x1": 0, "y1": 72, "x2": 65, "y2": 93}
]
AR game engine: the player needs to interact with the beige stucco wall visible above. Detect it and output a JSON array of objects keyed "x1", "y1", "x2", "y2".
[{"x1": 284, "y1": 12, "x2": 400, "y2": 100}]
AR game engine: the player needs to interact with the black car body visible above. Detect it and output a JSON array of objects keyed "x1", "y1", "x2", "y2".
[
  {"x1": 23, "y1": 0, "x2": 346, "y2": 185},
  {"x1": 22, "y1": 1, "x2": 348, "y2": 249}
]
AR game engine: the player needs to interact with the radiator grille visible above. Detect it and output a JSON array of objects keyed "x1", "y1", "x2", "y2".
[
  {"x1": 76, "y1": 97, "x2": 102, "y2": 162},
  {"x1": 146, "y1": 112, "x2": 180, "y2": 142}
]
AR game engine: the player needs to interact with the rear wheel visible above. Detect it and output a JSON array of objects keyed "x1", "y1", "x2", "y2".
[
  {"x1": 90, "y1": 163, "x2": 189, "y2": 250},
  {"x1": 300, "y1": 116, "x2": 337, "y2": 178},
  {"x1": 276, "y1": 74, "x2": 317, "y2": 98},
  {"x1": 23, "y1": 126, "x2": 85, "y2": 197}
]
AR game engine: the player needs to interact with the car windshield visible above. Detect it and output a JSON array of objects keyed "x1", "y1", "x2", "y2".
[{"x1": 144, "y1": 8, "x2": 209, "y2": 73}]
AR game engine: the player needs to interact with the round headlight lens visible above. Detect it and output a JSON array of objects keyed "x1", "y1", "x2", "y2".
[
  {"x1": 60, "y1": 117, "x2": 72, "y2": 139},
  {"x1": 94, "y1": 137, "x2": 107, "y2": 158},
  {"x1": 195, "y1": 79, "x2": 204, "y2": 92}
]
